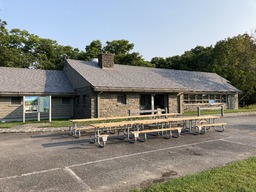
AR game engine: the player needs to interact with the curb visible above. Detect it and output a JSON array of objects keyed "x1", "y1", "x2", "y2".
[{"x1": 0, "y1": 127, "x2": 69, "y2": 134}]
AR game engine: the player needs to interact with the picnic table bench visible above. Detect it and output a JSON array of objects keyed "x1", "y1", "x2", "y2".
[
  {"x1": 69, "y1": 115, "x2": 225, "y2": 148},
  {"x1": 89, "y1": 115, "x2": 221, "y2": 147},
  {"x1": 69, "y1": 113, "x2": 180, "y2": 137},
  {"x1": 192, "y1": 122, "x2": 227, "y2": 134},
  {"x1": 131, "y1": 127, "x2": 182, "y2": 142}
]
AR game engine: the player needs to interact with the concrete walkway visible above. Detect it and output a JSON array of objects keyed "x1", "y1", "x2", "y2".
[{"x1": 0, "y1": 123, "x2": 69, "y2": 133}]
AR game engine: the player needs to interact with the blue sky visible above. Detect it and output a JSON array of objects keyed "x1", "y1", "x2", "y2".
[{"x1": 1, "y1": 0, "x2": 256, "y2": 60}]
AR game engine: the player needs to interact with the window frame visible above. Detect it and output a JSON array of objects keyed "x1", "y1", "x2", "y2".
[
  {"x1": 184, "y1": 94, "x2": 227, "y2": 104},
  {"x1": 117, "y1": 94, "x2": 127, "y2": 104}
]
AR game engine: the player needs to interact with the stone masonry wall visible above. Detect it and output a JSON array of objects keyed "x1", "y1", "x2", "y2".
[
  {"x1": 99, "y1": 93, "x2": 140, "y2": 117},
  {"x1": 168, "y1": 93, "x2": 179, "y2": 113}
]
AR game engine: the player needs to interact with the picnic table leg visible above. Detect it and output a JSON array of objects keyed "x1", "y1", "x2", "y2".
[
  {"x1": 214, "y1": 124, "x2": 225, "y2": 132},
  {"x1": 128, "y1": 125, "x2": 135, "y2": 143},
  {"x1": 118, "y1": 125, "x2": 125, "y2": 140},
  {"x1": 69, "y1": 122, "x2": 76, "y2": 136},
  {"x1": 137, "y1": 124, "x2": 145, "y2": 142},
  {"x1": 97, "y1": 134, "x2": 109, "y2": 148},
  {"x1": 74, "y1": 129, "x2": 81, "y2": 138},
  {"x1": 89, "y1": 128, "x2": 97, "y2": 144}
]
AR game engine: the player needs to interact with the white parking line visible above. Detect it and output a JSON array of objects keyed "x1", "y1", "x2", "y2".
[
  {"x1": 67, "y1": 137, "x2": 231, "y2": 168},
  {"x1": 1, "y1": 136, "x2": 252, "y2": 182},
  {"x1": 220, "y1": 139, "x2": 256, "y2": 148},
  {"x1": 0, "y1": 168, "x2": 61, "y2": 180},
  {"x1": 64, "y1": 167, "x2": 92, "y2": 191}
]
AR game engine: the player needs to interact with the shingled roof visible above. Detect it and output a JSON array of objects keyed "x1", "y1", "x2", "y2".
[
  {"x1": 0, "y1": 67, "x2": 75, "y2": 95},
  {"x1": 66, "y1": 59, "x2": 241, "y2": 93}
]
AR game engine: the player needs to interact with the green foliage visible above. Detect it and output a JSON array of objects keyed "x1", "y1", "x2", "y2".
[
  {"x1": 133, "y1": 157, "x2": 256, "y2": 192},
  {"x1": 212, "y1": 34, "x2": 256, "y2": 104},
  {"x1": 0, "y1": 20, "x2": 85, "y2": 70},
  {"x1": 104, "y1": 39, "x2": 134, "y2": 55},
  {"x1": 115, "y1": 52, "x2": 155, "y2": 67},
  {"x1": 151, "y1": 46, "x2": 213, "y2": 71},
  {"x1": 102, "y1": 39, "x2": 153, "y2": 67},
  {"x1": 151, "y1": 34, "x2": 256, "y2": 105},
  {"x1": 84, "y1": 40, "x2": 102, "y2": 61}
]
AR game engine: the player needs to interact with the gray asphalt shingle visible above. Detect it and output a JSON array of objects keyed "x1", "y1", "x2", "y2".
[
  {"x1": 0, "y1": 67, "x2": 74, "y2": 94},
  {"x1": 67, "y1": 59, "x2": 241, "y2": 93}
]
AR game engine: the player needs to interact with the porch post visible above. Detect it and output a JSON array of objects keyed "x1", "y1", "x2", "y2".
[
  {"x1": 49, "y1": 95, "x2": 52, "y2": 122},
  {"x1": 23, "y1": 96, "x2": 26, "y2": 123},
  {"x1": 151, "y1": 94, "x2": 154, "y2": 114}
]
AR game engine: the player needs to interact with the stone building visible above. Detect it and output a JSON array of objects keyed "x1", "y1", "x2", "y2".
[
  {"x1": 0, "y1": 53, "x2": 241, "y2": 121},
  {"x1": 64, "y1": 54, "x2": 241, "y2": 118}
]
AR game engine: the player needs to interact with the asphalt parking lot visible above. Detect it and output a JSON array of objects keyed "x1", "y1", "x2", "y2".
[{"x1": 0, "y1": 115, "x2": 256, "y2": 192}]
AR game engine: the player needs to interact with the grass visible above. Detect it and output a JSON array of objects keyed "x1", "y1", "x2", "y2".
[
  {"x1": 132, "y1": 157, "x2": 256, "y2": 192},
  {"x1": 183, "y1": 104, "x2": 256, "y2": 116},
  {"x1": 1, "y1": 104, "x2": 256, "y2": 129}
]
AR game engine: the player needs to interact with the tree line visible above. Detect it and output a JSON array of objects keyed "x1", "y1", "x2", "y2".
[{"x1": 0, "y1": 19, "x2": 256, "y2": 104}]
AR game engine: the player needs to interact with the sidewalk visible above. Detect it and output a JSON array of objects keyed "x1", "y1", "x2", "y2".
[
  {"x1": 0, "y1": 123, "x2": 69, "y2": 133},
  {"x1": 1, "y1": 111, "x2": 256, "y2": 134}
]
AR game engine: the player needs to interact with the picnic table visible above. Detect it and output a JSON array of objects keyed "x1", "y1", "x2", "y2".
[
  {"x1": 88, "y1": 115, "x2": 223, "y2": 147},
  {"x1": 69, "y1": 113, "x2": 180, "y2": 137}
]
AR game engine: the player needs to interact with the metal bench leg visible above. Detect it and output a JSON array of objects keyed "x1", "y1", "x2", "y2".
[
  {"x1": 98, "y1": 135, "x2": 108, "y2": 148},
  {"x1": 164, "y1": 130, "x2": 172, "y2": 139},
  {"x1": 74, "y1": 130, "x2": 81, "y2": 138},
  {"x1": 214, "y1": 125, "x2": 225, "y2": 132},
  {"x1": 200, "y1": 127, "x2": 206, "y2": 134}
]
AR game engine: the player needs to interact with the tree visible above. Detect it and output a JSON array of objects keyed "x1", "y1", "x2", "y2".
[
  {"x1": 103, "y1": 39, "x2": 134, "y2": 55},
  {"x1": 84, "y1": 40, "x2": 102, "y2": 61},
  {"x1": 212, "y1": 34, "x2": 256, "y2": 104},
  {"x1": 115, "y1": 52, "x2": 154, "y2": 67},
  {"x1": 0, "y1": 20, "x2": 83, "y2": 69}
]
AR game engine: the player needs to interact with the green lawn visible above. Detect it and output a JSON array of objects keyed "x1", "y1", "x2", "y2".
[
  {"x1": 132, "y1": 157, "x2": 256, "y2": 192},
  {"x1": 183, "y1": 104, "x2": 256, "y2": 116},
  {"x1": 1, "y1": 105, "x2": 256, "y2": 129}
]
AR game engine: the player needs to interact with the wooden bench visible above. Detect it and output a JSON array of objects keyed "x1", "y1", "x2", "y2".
[
  {"x1": 131, "y1": 127, "x2": 182, "y2": 142},
  {"x1": 193, "y1": 123, "x2": 227, "y2": 134}
]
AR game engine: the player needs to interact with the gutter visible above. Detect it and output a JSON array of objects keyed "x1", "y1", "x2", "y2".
[{"x1": 93, "y1": 86, "x2": 181, "y2": 93}]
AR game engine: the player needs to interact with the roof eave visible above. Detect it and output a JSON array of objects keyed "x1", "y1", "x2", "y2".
[
  {"x1": 93, "y1": 86, "x2": 181, "y2": 93},
  {"x1": 0, "y1": 92, "x2": 76, "y2": 96}
]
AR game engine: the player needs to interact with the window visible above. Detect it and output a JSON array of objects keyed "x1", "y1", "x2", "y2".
[
  {"x1": 62, "y1": 97, "x2": 71, "y2": 105},
  {"x1": 117, "y1": 94, "x2": 126, "y2": 104},
  {"x1": 11, "y1": 97, "x2": 22, "y2": 105},
  {"x1": 196, "y1": 95, "x2": 202, "y2": 103},
  {"x1": 184, "y1": 94, "x2": 227, "y2": 104}
]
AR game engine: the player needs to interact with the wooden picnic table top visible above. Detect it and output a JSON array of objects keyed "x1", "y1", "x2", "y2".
[
  {"x1": 70, "y1": 113, "x2": 180, "y2": 123},
  {"x1": 90, "y1": 115, "x2": 220, "y2": 129}
]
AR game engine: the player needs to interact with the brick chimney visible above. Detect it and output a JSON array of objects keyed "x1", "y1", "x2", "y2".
[{"x1": 98, "y1": 53, "x2": 114, "y2": 68}]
